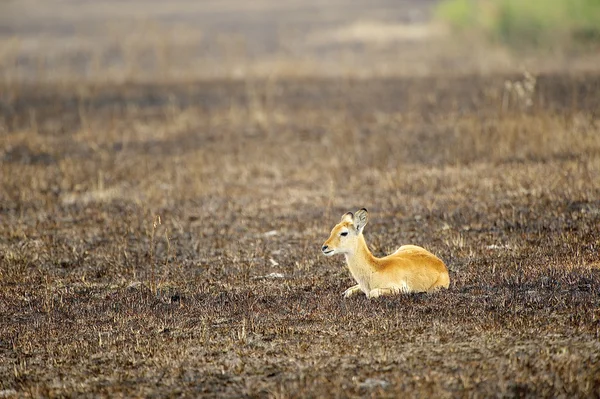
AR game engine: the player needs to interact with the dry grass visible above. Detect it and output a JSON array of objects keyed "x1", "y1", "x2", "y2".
[
  {"x1": 1, "y1": 1, "x2": 600, "y2": 397},
  {"x1": 1, "y1": 71, "x2": 600, "y2": 397}
]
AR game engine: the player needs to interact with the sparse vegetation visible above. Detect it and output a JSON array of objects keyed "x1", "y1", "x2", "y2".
[
  {"x1": 1, "y1": 1, "x2": 600, "y2": 397},
  {"x1": 436, "y1": 0, "x2": 600, "y2": 49}
]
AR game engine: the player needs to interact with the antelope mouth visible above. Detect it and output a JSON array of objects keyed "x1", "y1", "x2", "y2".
[{"x1": 322, "y1": 249, "x2": 334, "y2": 256}]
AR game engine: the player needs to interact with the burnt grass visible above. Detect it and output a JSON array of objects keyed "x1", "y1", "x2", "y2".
[{"x1": 1, "y1": 74, "x2": 600, "y2": 397}]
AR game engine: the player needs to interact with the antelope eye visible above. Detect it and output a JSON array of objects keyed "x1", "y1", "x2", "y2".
[{"x1": 340, "y1": 232, "x2": 348, "y2": 237}]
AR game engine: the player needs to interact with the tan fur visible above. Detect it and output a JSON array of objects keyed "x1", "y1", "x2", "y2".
[{"x1": 321, "y1": 208, "x2": 450, "y2": 299}]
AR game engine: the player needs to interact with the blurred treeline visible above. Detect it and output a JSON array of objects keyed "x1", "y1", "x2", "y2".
[{"x1": 436, "y1": 0, "x2": 600, "y2": 50}]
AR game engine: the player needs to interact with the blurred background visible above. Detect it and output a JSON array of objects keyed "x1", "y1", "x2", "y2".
[{"x1": 1, "y1": 0, "x2": 599, "y2": 83}]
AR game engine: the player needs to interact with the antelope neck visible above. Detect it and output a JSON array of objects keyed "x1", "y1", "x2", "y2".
[{"x1": 344, "y1": 234, "x2": 378, "y2": 271}]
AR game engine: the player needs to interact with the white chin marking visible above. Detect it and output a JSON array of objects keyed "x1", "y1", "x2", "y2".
[{"x1": 323, "y1": 250, "x2": 335, "y2": 256}]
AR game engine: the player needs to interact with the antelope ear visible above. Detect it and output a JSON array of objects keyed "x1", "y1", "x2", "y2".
[
  {"x1": 340, "y1": 212, "x2": 354, "y2": 223},
  {"x1": 354, "y1": 208, "x2": 369, "y2": 232}
]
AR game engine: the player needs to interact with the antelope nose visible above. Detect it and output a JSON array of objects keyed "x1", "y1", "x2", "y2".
[{"x1": 322, "y1": 245, "x2": 328, "y2": 252}]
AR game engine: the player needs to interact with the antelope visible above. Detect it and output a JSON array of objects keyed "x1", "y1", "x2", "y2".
[{"x1": 321, "y1": 208, "x2": 449, "y2": 298}]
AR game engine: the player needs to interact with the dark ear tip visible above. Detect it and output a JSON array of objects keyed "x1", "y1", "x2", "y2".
[{"x1": 360, "y1": 208, "x2": 368, "y2": 212}]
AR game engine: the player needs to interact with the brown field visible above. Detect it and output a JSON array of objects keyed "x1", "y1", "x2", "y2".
[{"x1": 1, "y1": 1, "x2": 600, "y2": 398}]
